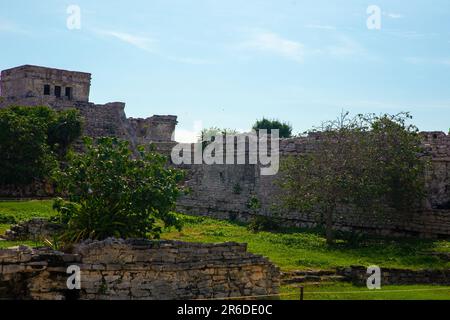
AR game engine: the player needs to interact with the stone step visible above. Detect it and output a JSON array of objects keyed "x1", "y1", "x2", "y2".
[
  {"x1": 281, "y1": 273, "x2": 346, "y2": 285},
  {"x1": 281, "y1": 269, "x2": 336, "y2": 279}
]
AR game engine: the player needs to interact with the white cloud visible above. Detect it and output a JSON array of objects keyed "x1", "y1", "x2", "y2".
[
  {"x1": 305, "y1": 24, "x2": 336, "y2": 30},
  {"x1": 95, "y1": 29, "x2": 157, "y2": 52},
  {"x1": 174, "y1": 128, "x2": 200, "y2": 143},
  {"x1": 386, "y1": 30, "x2": 428, "y2": 39},
  {"x1": 404, "y1": 57, "x2": 450, "y2": 66},
  {"x1": 241, "y1": 31, "x2": 305, "y2": 62},
  {"x1": 174, "y1": 121, "x2": 203, "y2": 143},
  {"x1": 404, "y1": 57, "x2": 425, "y2": 64},
  {"x1": 385, "y1": 12, "x2": 404, "y2": 19},
  {"x1": 326, "y1": 36, "x2": 364, "y2": 57},
  {"x1": 167, "y1": 56, "x2": 216, "y2": 65},
  {"x1": 0, "y1": 20, "x2": 28, "y2": 35}
]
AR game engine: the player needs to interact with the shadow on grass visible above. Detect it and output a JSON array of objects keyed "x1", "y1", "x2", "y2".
[{"x1": 174, "y1": 212, "x2": 449, "y2": 270}]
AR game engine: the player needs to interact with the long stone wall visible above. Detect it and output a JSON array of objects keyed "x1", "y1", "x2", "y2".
[
  {"x1": 337, "y1": 266, "x2": 450, "y2": 286},
  {"x1": 0, "y1": 238, "x2": 280, "y2": 300},
  {"x1": 177, "y1": 132, "x2": 450, "y2": 238}
]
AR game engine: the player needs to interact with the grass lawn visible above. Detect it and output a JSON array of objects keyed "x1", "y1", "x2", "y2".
[
  {"x1": 0, "y1": 200, "x2": 449, "y2": 273},
  {"x1": 0, "y1": 200, "x2": 448, "y2": 300},
  {"x1": 0, "y1": 200, "x2": 55, "y2": 248},
  {"x1": 161, "y1": 214, "x2": 450, "y2": 271},
  {"x1": 0, "y1": 200, "x2": 56, "y2": 222},
  {"x1": 280, "y1": 283, "x2": 450, "y2": 300}
]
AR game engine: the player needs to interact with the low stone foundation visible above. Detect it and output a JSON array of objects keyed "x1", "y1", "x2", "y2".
[
  {"x1": 0, "y1": 238, "x2": 280, "y2": 300},
  {"x1": 337, "y1": 266, "x2": 450, "y2": 286},
  {"x1": 1, "y1": 218, "x2": 63, "y2": 241}
]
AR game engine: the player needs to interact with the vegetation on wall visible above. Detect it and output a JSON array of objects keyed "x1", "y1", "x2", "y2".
[
  {"x1": 0, "y1": 106, "x2": 82, "y2": 186},
  {"x1": 252, "y1": 118, "x2": 293, "y2": 138},
  {"x1": 278, "y1": 112, "x2": 427, "y2": 244},
  {"x1": 52, "y1": 137, "x2": 185, "y2": 242}
]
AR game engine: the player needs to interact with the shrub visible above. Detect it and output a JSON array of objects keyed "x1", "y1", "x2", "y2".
[
  {"x1": 247, "y1": 215, "x2": 280, "y2": 233},
  {"x1": 232, "y1": 183, "x2": 242, "y2": 195},
  {"x1": 252, "y1": 118, "x2": 292, "y2": 138},
  {"x1": 0, "y1": 106, "x2": 82, "y2": 185},
  {"x1": 279, "y1": 112, "x2": 427, "y2": 244},
  {"x1": 0, "y1": 213, "x2": 17, "y2": 224},
  {"x1": 53, "y1": 137, "x2": 185, "y2": 242}
]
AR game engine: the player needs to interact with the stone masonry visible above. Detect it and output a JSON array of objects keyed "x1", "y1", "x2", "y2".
[
  {"x1": 0, "y1": 238, "x2": 280, "y2": 300},
  {"x1": 0, "y1": 218, "x2": 63, "y2": 242},
  {"x1": 0, "y1": 65, "x2": 178, "y2": 153},
  {"x1": 1, "y1": 64, "x2": 450, "y2": 238},
  {"x1": 337, "y1": 266, "x2": 450, "y2": 286},
  {"x1": 177, "y1": 132, "x2": 450, "y2": 238}
]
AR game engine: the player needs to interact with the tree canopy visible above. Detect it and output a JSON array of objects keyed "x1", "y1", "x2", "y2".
[
  {"x1": 252, "y1": 118, "x2": 292, "y2": 138},
  {"x1": 0, "y1": 106, "x2": 82, "y2": 185},
  {"x1": 53, "y1": 137, "x2": 186, "y2": 242},
  {"x1": 279, "y1": 112, "x2": 427, "y2": 244}
]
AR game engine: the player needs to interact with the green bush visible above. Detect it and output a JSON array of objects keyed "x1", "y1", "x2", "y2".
[
  {"x1": 0, "y1": 106, "x2": 82, "y2": 185},
  {"x1": 53, "y1": 137, "x2": 186, "y2": 242},
  {"x1": 0, "y1": 213, "x2": 17, "y2": 224},
  {"x1": 253, "y1": 118, "x2": 292, "y2": 138},
  {"x1": 247, "y1": 215, "x2": 280, "y2": 233}
]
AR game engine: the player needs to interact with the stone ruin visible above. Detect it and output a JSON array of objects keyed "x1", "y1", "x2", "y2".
[
  {"x1": 0, "y1": 218, "x2": 63, "y2": 242},
  {"x1": 0, "y1": 238, "x2": 280, "y2": 300},
  {"x1": 0, "y1": 64, "x2": 449, "y2": 238},
  {"x1": 177, "y1": 132, "x2": 450, "y2": 239},
  {"x1": 0, "y1": 65, "x2": 178, "y2": 154}
]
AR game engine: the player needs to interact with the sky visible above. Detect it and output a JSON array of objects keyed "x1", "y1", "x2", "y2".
[{"x1": 1, "y1": 0, "x2": 449, "y2": 142}]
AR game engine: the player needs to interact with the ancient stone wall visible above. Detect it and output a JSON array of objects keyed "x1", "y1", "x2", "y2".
[
  {"x1": 1, "y1": 65, "x2": 91, "y2": 103},
  {"x1": 177, "y1": 133, "x2": 450, "y2": 238},
  {"x1": 0, "y1": 218, "x2": 63, "y2": 242},
  {"x1": 337, "y1": 266, "x2": 450, "y2": 286},
  {"x1": 0, "y1": 65, "x2": 177, "y2": 149},
  {"x1": 0, "y1": 238, "x2": 280, "y2": 300}
]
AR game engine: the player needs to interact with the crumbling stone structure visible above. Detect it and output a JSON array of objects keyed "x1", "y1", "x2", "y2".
[
  {"x1": 0, "y1": 65, "x2": 178, "y2": 152},
  {"x1": 1, "y1": 64, "x2": 449, "y2": 238},
  {"x1": 337, "y1": 266, "x2": 450, "y2": 286},
  {"x1": 0, "y1": 238, "x2": 280, "y2": 300},
  {"x1": 177, "y1": 132, "x2": 450, "y2": 238},
  {"x1": 1, "y1": 218, "x2": 63, "y2": 242}
]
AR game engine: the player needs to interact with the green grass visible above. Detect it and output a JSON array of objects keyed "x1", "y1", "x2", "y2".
[
  {"x1": 161, "y1": 214, "x2": 450, "y2": 271},
  {"x1": 0, "y1": 200, "x2": 449, "y2": 273},
  {"x1": 0, "y1": 200, "x2": 56, "y2": 222},
  {"x1": 0, "y1": 200, "x2": 448, "y2": 299},
  {"x1": 0, "y1": 200, "x2": 55, "y2": 249},
  {"x1": 0, "y1": 240, "x2": 44, "y2": 249},
  {"x1": 280, "y1": 283, "x2": 450, "y2": 300}
]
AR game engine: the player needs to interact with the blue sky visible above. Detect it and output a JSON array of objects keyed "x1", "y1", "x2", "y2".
[{"x1": 1, "y1": 0, "x2": 449, "y2": 141}]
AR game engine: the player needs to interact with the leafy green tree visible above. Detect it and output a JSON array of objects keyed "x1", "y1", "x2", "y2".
[
  {"x1": 198, "y1": 127, "x2": 238, "y2": 150},
  {"x1": 0, "y1": 106, "x2": 82, "y2": 186},
  {"x1": 53, "y1": 137, "x2": 185, "y2": 242},
  {"x1": 279, "y1": 112, "x2": 427, "y2": 244},
  {"x1": 198, "y1": 127, "x2": 238, "y2": 142},
  {"x1": 48, "y1": 109, "x2": 83, "y2": 156},
  {"x1": 253, "y1": 118, "x2": 293, "y2": 138}
]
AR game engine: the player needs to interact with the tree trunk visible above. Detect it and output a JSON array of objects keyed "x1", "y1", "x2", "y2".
[{"x1": 325, "y1": 209, "x2": 334, "y2": 245}]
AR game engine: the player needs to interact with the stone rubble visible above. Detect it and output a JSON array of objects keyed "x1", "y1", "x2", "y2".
[{"x1": 0, "y1": 238, "x2": 280, "y2": 300}]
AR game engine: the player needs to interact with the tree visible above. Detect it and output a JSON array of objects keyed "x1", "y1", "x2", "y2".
[
  {"x1": 253, "y1": 118, "x2": 292, "y2": 138},
  {"x1": 0, "y1": 106, "x2": 82, "y2": 185},
  {"x1": 198, "y1": 127, "x2": 238, "y2": 142},
  {"x1": 53, "y1": 137, "x2": 185, "y2": 242},
  {"x1": 48, "y1": 109, "x2": 83, "y2": 156},
  {"x1": 278, "y1": 112, "x2": 427, "y2": 244}
]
